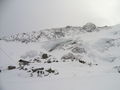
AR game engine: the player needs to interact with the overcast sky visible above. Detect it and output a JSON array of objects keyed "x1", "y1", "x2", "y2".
[{"x1": 0, "y1": 0, "x2": 120, "y2": 36}]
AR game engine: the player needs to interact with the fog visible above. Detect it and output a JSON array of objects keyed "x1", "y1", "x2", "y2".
[{"x1": 0, "y1": 0, "x2": 120, "y2": 36}]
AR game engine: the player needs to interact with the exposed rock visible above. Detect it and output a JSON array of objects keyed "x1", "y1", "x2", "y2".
[
  {"x1": 32, "y1": 68, "x2": 44, "y2": 73},
  {"x1": 66, "y1": 26, "x2": 72, "y2": 28},
  {"x1": 42, "y1": 53, "x2": 48, "y2": 59},
  {"x1": 18, "y1": 59, "x2": 30, "y2": 69},
  {"x1": 28, "y1": 67, "x2": 58, "y2": 77},
  {"x1": 72, "y1": 47, "x2": 86, "y2": 53},
  {"x1": 114, "y1": 66, "x2": 120, "y2": 73},
  {"x1": 61, "y1": 53, "x2": 75, "y2": 60},
  {"x1": 78, "y1": 60, "x2": 86, "y2": 64},
  {"x1": 47, "y1": 60, "x2": 52, "y2": 63},
  {"x1": 82, "y1": 23, "x2": 96, "y2": 32},
  {"x1": 46, "y1": 68, "x2": 55, "y2": 73},
  {"x1": 33, "y1": 58, "x2": 41, "y2": 63},
  {"x1": 19, "y1": 59, "x2": 30, "y2": 65},
  {"x1": 8, "y1": 66, "x2": 16, "y2": 70}
]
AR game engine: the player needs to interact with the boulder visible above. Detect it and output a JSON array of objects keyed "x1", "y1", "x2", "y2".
[
  {"x1": 42, "y1": 53, "x2": 48, "y2": 59},
  {"x1": 8, "y1": 66, "x2": 16, "y2": 70},
  {"x1": 19, "y1": 59, "x2": 30, "y2": 65},
  {"x1": 82, "y1": 23, "x2": 96, "y2": 32}
]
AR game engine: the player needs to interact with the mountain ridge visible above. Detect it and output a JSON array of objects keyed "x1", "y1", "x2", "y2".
[{"x1": 0, "y1": 23, "x2": 112, "y2": 43}]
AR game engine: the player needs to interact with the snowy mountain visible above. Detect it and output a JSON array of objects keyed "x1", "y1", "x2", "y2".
[
  {"x1": 0, "y1": 23, "x2": 120, "y2": 90},
  {"x1": 0, "y1": 23, "x2": 109, "y2": 43}
]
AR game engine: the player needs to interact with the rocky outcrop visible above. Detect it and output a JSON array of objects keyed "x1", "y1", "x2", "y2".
[{"x1": 82, "y1": 23, "x2": 96, "y2": 32}]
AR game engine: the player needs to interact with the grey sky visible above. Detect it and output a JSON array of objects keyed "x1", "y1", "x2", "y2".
[{"x1": 0, "y1": 0, "x2": 120, "y2": 36}]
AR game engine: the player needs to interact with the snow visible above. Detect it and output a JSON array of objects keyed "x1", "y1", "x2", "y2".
[
  {"x1": 0, "y1": 70, "x2": 120, "y2": 90},
  {"x1": 0, "y1": 24, "x2": 120, "y2": 90}
]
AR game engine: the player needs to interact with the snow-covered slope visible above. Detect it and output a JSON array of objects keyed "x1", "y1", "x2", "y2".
[
  {"x1": 0, "y1": 23, "x2": 120, "y2": 90},
  {"x1": 0, "y1": 26, "x2": 82, "y2": 43},
  {"x1": 0, "y1": 23, "x2": 108, "y2": 43}
]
